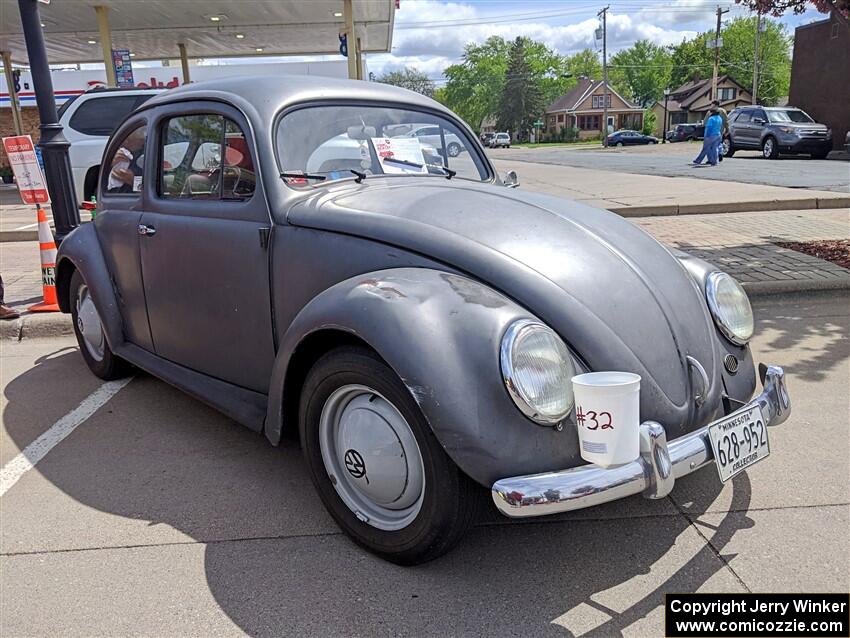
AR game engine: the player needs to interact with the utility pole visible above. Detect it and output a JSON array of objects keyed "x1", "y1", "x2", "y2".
[
  {"x1": 711, "y1": 6, "x2": 730, "y2": 102},
  {"x1": 752, "y1": 12, "x2": 762, "y2": 104},
  {"x1": 598, "y1": 6, "x2": 609, "y2": 146}
]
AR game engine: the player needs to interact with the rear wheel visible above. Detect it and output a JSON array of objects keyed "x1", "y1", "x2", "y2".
[
  {"x1": 299, "y1": 346, "x2": 478, "y2": 565},
  {"x1": 615, "y1": 141, "x2": 624, "y2": 147},
  {"x1": 69, "y1": 270, "x2": 130, "y2": 380},
  {"x1": 762, "y1": 136, "x2": 779, "y2": 159},
  {"x1": 447, "y1": 142, "x2": 461, "y2": 157}
]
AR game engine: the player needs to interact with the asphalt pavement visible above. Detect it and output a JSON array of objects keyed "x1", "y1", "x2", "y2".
[
  {"x1": 1, "y1": 291, "x2": 848, "y2": 637},
  {"x1": 489, "y1": 143, "x2": 850, "y2": 192}
]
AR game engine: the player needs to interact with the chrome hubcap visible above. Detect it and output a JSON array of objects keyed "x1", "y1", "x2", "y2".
[
  {"x1": 764, "y1": 139, "x2": 773, "y2": 157},
  {"x1": 448, "y1": 143, "x2": 460, "y2": 157},
  {"x1": 319, "y1": 384, "x2": 425, "y2": 531},
  {"x1": 76, "y1": 284, "x2": 105, "y2": 361}
]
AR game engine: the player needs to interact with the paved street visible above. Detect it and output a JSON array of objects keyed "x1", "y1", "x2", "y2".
[
  {"x1": 2, "y1": 292, "x2": 848, "y2": 637},
  {"x1": 489, "y1": 143, "x2": 850, "y2": 192}
]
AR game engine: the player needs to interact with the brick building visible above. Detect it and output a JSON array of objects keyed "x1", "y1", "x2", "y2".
[{"x1": 789, "y1": 11, "x2": 849, "y2": 151}]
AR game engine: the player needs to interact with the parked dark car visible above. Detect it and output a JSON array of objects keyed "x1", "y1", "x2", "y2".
[
  {"x1": 56, "y1": 75, "x2": 791, "y2": 565},
  {"x1": 665, "y1": 123, "x2": 704, "y2": 142},
  {"x1": 723, "y1": 106, "x2": 832, "y2": 159},
  {"x1": 607, "y1": 130, "x2": 658, "y2": 146}
]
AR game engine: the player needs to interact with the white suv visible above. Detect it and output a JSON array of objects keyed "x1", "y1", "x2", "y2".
[{"x1": 58, "y1": 88, "x2": 164, "y2": 202}]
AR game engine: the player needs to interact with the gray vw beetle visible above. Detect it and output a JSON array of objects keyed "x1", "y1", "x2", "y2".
[{"x1": 56, "y1": 75, "x2": 791, "y2": 564}]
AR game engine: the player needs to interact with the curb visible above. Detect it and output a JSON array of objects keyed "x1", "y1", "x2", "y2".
[
  {"x1": 610, "y1": 196, "x2": 850, "y2": 218},
  {"x1": 742, "y1": 276, "x2": 850, "y2": 297},
  {"x1": 1, "y1": 312, "x2": 74, "y2": 341}
]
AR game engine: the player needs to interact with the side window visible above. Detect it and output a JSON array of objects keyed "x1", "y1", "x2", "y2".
[
  {"x1": 159, "y1": 114, "x2": 255, "y2": 200},
  {"x1": 753, "y1": 109, "x2": 767, "y2": 123},
  {"x1": 105, "y1": 124, "x2": 147, "y2": 195},
  {"x1": 69, "y1": 95, "x2": 142, "y2": 136},
  {"x1": 223, "y1": 119, "x2": 256, "y2": 198},
  {"x1": 736, "y1": 111, "x2": 751, "y2": 123}
]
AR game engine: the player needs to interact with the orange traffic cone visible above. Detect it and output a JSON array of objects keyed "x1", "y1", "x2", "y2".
[{"x1": 28, "y1": 205, "x2": 60, "y2": 313}]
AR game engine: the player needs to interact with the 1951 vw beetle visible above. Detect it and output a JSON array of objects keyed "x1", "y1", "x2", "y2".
[{"x1": 56, "y1": 75, "x2": 791, "y2": 564}]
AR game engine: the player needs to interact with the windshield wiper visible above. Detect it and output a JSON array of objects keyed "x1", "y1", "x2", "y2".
[
  {"x1": 350, "y1": 169, "x2": 367, "y2": 183},
  {"x1": 383, "y1": 157, "x2": 456, "y2": 179},
  {"x1": 280, "y1": 172, "x2": 326, "y2": 181}
]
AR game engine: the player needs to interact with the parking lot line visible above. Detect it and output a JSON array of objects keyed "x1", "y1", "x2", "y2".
[{"x1": 0, "y1": 377, "x2": 133, "y2": 497}]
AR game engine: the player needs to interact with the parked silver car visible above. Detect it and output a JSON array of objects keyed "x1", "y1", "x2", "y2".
[{"x1": 56, "y1": 75, "x2": 790, "y2": 564}]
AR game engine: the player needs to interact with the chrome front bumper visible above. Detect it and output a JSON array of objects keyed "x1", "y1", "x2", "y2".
[{"x1": 492, "y1": 365, "x2": 791, "y2": 518}]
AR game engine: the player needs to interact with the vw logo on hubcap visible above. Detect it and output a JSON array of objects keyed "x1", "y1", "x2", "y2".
[{"x1": 344, "y1": 449, "x2": 367, "y2": 480}]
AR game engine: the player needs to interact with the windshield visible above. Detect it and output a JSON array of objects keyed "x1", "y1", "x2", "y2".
[
  {"x1": 276, "y1": 104, "x2": 488, "y2": 186},
  {"x1": 767, "y1": 109, "x2": 814, "y2": 123}
]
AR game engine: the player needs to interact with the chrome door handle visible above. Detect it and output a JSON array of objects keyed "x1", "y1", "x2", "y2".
[{"x1": 137, "y1": 224, "x2": 156, "y2": 236}]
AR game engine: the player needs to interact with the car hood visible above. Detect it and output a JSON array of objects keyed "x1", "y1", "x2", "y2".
[{"x1": 288, "y1": 178, "x2": 723, "y2": 433}]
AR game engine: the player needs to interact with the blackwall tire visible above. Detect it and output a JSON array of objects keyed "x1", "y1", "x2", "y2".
[
  {"x1": 299, "y1": 346, "x2": 478, "y2": 565},
  {"x1": 69, "y1": 270, "x2": 131, "y2": 380}
]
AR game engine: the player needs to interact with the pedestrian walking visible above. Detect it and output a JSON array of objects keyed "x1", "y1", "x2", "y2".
[
  {"x1": 692, "y1": 107, "x2": 723, "y2": 166},
  {"x1": 0, "y1": 275, "x2": 20, "y2": 320},
  {"x1": 711, "y1": 99, "x2": 729, "y2": 162}
]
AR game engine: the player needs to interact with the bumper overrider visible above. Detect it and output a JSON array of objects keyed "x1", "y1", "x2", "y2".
[{"x1": 492, "y1": 365, "x2": 790, "y2": 517}]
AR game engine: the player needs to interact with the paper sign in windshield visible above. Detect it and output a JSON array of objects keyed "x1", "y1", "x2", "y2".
[{"x1": 371, "y1": 137, "x2": 427, "y2": 174}]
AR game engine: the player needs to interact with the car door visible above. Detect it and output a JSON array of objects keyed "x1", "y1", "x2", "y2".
[
  {"x1": 750, "y1": 108, "x2": 769, "y2": 146},
  {"x1": 138, "y1": 102, "x2": 275, "y2": 393},
  {"x1": 94, "y1": 117, "x2": 154, "y2": 351}
]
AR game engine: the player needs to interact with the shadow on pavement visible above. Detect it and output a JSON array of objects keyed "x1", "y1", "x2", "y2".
[{"x1": 5, "y1": 348, "x2": 756, "y2": 637}]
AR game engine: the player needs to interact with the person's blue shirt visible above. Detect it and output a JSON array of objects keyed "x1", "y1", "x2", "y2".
[{"x1": 704, "y1": 113, "x2": 722, "y2": 137}]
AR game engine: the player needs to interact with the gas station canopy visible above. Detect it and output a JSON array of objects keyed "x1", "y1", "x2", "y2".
[{"x1": 0, "y1": 0, "x2": 396, "y2": 64}]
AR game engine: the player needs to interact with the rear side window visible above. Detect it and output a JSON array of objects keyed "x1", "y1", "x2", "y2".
[
  {"x1": 69, "y1": 95, "x2": 150, "y2": 136},
  {"x1": 160, "y1": 114, "x2": 256, "y2": 200}
]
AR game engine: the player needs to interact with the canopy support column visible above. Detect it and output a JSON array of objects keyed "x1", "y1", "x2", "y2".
[
  {"x1": 178, "y1": 43, "x2": 190, "y2": 84},
  {"x1": 343, "y1": 0, "x2": 357, "y2": 80},
  {"x1": 1, "y1": 50, "x2": 24, "y2": 135},
  {"x1": 95, "y1": 6, "x2": 116, "y2": 88}
]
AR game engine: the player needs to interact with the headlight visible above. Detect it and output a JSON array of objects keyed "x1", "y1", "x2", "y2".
[
  {"x1": 705, "y1": 272, "x2": 754, "y2": 345},
  {"x1": 500, "y1": 319, "x2": 575, "y2": 425},
  {"x1": 778, "y1": 126, "x2": 797, "y2": 135}
]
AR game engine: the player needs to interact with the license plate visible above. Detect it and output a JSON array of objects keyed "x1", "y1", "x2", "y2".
[{"x1": 708, "y1": 404, "x2": 770, "y2": 482}]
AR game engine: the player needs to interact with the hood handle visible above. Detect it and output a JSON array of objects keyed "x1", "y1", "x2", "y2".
[{"x1": 686, "y1": 355, "x2": 709, "y2": 408}]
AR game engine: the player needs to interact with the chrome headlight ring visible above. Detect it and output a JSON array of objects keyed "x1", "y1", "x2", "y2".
[
  {"x1": 705, "y1": 271, "x2": 754, "y2": 346},
  {"x1": 500, "y1": 319, "x2": 575, "y2": 426}
]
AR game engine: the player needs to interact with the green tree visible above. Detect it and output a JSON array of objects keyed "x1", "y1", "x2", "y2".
[
  {"x1": 642, "y1": 109, "x2": 657, "y2": 136},
  {"x1": 376, "y1": 67, "x2": 435, "y2": 97},
  {"x1": 667, "y1": 17, "x2": 791, "y2": 105},
  {"x1": 497, "y1": 37, "x2": 544, "y2": 139},
  {"x1": 609, "y1": 40, "x2": 672, "y2": 107},
  {"x1": 565, "y1": 48, "x2": 602, "y2": 79},
  {"x1": 443, "y1": 36, "x2": 569, "y2": 131}
]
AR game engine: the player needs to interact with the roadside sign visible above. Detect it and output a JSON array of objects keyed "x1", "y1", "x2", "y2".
[
  {"x1": 112, "y1": 49, "x2": 135, "y2": 87},
  {"x1": 2, "y1": 135, "x2": 50, "y2": 204},
  {"x1": 707, "y1": 37, "x2": 723, "y2": 49}
]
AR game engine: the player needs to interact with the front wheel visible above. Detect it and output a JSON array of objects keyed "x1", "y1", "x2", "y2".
[
  {"x1": 69, "y1": 269, "x2": 130, "y2": 380},
  {"x1": 722, "y1": 138, "x2": 736, "y2": 157},
  {"x1": 762, "y1": 136, "x2": 779, "y2": 159},
  {"x1": 447, "y1": 142, "x2": 461, "y2": 157},
  {"x1": 616, "y1": 141, "x2": 624, "y2": 147},
  {"x1": 299, "y1": 346, "x2": 478, "y2": 565}
]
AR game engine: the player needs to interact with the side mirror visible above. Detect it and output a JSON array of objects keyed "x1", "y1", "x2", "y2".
[{"x1": 503, "y1": 170, "x2": 519, "y2": 188}]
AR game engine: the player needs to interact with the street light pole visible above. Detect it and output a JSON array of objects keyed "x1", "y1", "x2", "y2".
[
  {"x1": 598, "y1": 6, "x2": 609, "y2": 147},
  {"x1": 18, "y1": 0, "x2": 80, "y2": 243}
]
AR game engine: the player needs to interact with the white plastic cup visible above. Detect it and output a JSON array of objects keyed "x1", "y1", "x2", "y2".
[{"x1": 571, "y1": 372, "x2": 641, "y2": 467}]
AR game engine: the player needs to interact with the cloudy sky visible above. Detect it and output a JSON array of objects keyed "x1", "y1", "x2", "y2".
[{"x1": 364, "y1": 0, "x2": 827, "y2": 80}]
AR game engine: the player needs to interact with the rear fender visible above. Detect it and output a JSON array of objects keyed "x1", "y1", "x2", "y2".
[
  {"x1": 265, "y1": 268, "x2": 583, "y2": 487},
  {"x1": 55, "y1": 223, "x2": 124, "y2": 349}
]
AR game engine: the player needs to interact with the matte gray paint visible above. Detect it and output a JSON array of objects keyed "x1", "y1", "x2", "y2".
[{"x1": 56, "y1": 75, "x2": 757, "y2": 489}]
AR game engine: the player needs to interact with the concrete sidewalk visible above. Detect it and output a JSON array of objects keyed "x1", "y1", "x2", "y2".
[{"x1": 491, "y1": 158, "x2": 850, "y2": 216}]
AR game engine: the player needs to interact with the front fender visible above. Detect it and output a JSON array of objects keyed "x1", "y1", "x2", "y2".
[
  {"x1": 265, "y1": 268, "x2": 584, "y2": 487},
  {"x1": 55, "y1": 223, "x2": 124, "y2": 349}
]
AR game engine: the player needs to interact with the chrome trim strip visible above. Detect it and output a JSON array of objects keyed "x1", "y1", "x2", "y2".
[{"x1": 491, "y1": 365, "x2": 789, "y2": 518}]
